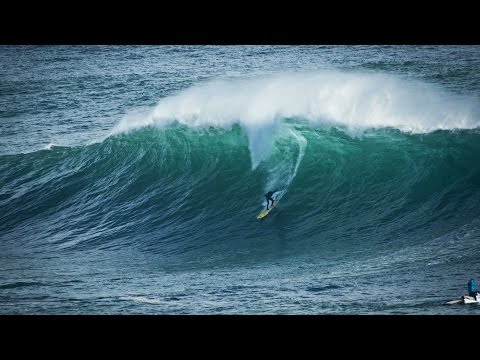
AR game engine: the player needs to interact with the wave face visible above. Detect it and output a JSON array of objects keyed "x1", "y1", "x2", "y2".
[
  {"x1": 1, "y1": 46, "x2": 480, "y2": 314},
  {"x1": 2, "y1": 122, "x2": 480, "y2": 261}
]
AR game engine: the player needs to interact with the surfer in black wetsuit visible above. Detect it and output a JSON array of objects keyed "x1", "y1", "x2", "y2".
[{"x1": 265, "y1": 190, "x2": 279, "y2": 210}]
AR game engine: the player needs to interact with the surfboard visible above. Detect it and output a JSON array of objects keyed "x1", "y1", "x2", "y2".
[{"x1": 257, "y1": 200, "x2": 278, "y2": 219}]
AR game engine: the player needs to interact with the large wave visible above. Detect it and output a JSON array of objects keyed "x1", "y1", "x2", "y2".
[
  {"x1": 1, "y1": 71, "x2": 480, "y2": 268},
  {"x1": 2, "y1": 124, "x2": 480, "y2": 265}
]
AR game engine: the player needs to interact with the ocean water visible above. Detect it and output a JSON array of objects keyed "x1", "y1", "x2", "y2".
[{"x1": 1, "y1": 45, "x2": 480, "y2": 314}]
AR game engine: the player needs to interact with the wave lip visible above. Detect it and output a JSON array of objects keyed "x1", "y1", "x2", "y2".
[{"x1": 113, "y1": 71, "x2": 480, "y2": 136}]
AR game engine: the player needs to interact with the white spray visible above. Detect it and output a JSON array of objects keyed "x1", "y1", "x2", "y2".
[{"x1": 112, "y1": 70, "x2": 479, "y2": 169}]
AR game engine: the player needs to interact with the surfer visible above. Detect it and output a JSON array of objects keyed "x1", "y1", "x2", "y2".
[
  {"x1": 265, "y1": 190, "x2": 279, "y2": 210},
  {"x1": 467, "y1": 279, "x2": 480, "y2": 299}
]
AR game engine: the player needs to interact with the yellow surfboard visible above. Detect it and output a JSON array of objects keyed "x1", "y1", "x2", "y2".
[{"x1": 257, "y1": 201, "x2": 278, "y2": 219}]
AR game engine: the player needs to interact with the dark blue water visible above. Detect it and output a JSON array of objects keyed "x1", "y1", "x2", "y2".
[{"x1": 1, "y1": 45, "x2": 480, "y2": 314}]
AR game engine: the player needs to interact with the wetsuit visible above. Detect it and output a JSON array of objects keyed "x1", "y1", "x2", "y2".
[{"x1": 265, "y1": 190, "x2": 279, "y2": 210}]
